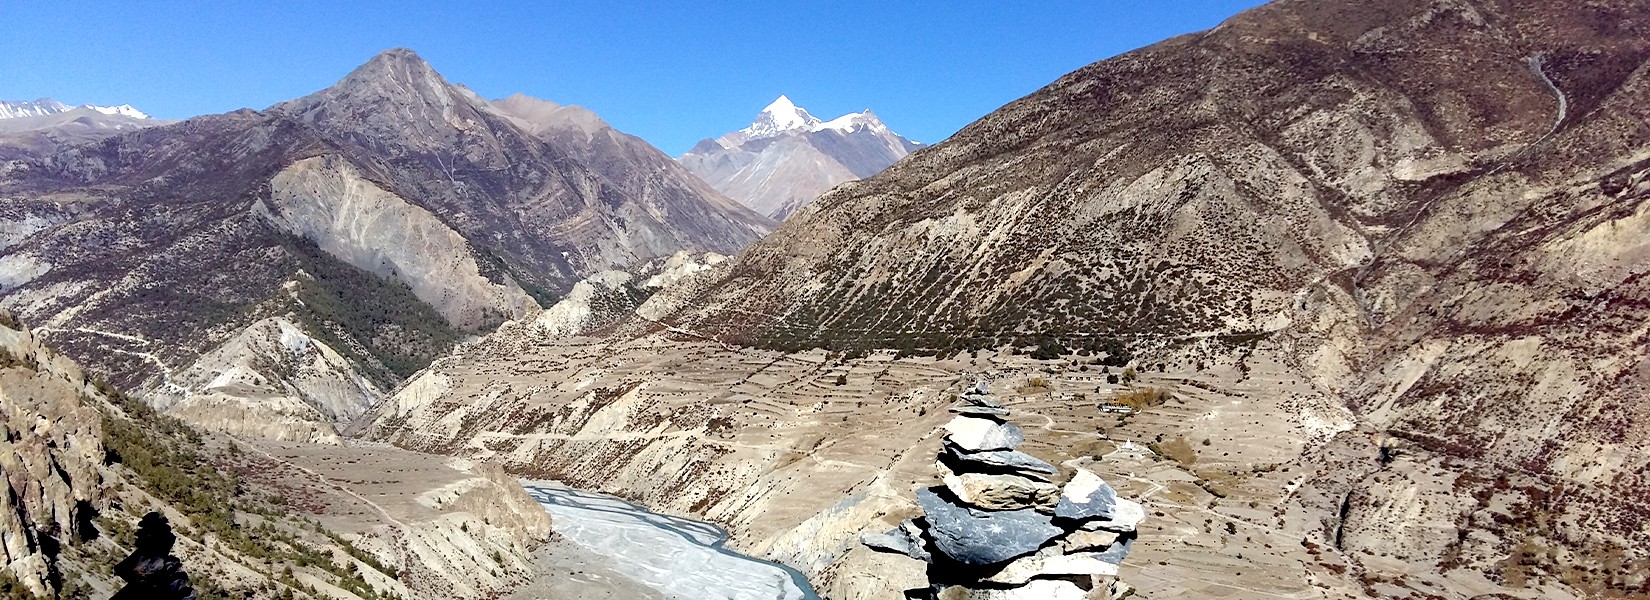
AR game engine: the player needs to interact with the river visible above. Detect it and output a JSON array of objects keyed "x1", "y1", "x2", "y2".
[{"x1": 521, "y1": 482, "x2": 821, "y2": 600}]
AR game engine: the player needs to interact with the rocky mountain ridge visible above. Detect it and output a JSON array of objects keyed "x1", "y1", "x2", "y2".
[{"x1": 680, "y1": 95, "x2": 922, "y2": 219}]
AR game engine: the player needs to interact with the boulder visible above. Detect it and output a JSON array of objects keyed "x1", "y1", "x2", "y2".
[
  {"x1": 961, "y1": 394, "x2": 1003, "y2": 409},
  {"x1": 943, "y1": 416, "x2": 1024, "y2": 452},
  {"x1": 917, "y1": 487, "x2": 1062, "y2": 565},
  {"x1": 981, "y1": 548, "x2": 1122, "y2": 585},
  {"x1": 942, "y1": 472, "x2": 1059, "y2": 511},
  {"x1": 1054, "y1": 469, "x2": 1118, "y2": 521}
]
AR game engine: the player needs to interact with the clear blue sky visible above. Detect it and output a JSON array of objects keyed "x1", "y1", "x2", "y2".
[{"x1": 3, "y1": 1, "x2": 1265, "y2": 155}]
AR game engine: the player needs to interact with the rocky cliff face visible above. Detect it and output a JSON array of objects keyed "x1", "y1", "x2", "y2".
[
  {"x1": 153, "y1": 316, "x2": 383, "y2": 444},
  {"x1": 0, "y1": 314, "x2": 108, "y2": 598},
  {"x1": 0, "y1": 48, "x2": 772, "y2": 441},
  {"x1": 680, "y1": 96, "x2": 922, "y2": 219}
]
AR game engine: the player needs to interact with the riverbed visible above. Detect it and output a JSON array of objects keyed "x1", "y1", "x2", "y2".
[{"x1": 521, "y1": 482, "x2": 820, "y2": 600}]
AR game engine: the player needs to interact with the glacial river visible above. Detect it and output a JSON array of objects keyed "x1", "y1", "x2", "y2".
[{"x1": 521, "y1": 482, "x2": 821, "y2": 600}]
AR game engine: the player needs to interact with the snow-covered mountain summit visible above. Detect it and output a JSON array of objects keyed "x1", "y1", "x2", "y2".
[
  {"x1": 680, "y1": 95, "x2": 922, "y2": 219},
  {"x1": 740, "y1": 95, "x2": 821, "y2": 139},
  {"x1": 0, "y1": 98, "x2": 150, "y2": 120}
]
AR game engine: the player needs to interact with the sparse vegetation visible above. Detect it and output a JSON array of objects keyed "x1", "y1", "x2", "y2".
[
  {"x1": 93, "y1": 378, "x2": 398, "y2": 599},
  {"x1": 281, "y1": 235, "x2": 462, "y2": 388}
]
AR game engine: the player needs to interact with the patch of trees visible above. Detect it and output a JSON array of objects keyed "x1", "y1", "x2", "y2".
[{"x1": 282, "y1": 236, "x2": 461, "y2": 388}]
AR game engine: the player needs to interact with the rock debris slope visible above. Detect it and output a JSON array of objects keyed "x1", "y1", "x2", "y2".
[
  {"x1": 680, "y1": 95, "x2": 922, "y2": 219},
  {"x1": 0, "y1": 48, "x2": 771, "y2": 439},
  {"x1": 863, "y1": 385, "x2": 1141, "y2": 599}
]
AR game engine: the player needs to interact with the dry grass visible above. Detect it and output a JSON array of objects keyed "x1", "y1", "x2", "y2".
[{"x1": 1107, "y1": 385, "x2": 1174, "y2": 410}]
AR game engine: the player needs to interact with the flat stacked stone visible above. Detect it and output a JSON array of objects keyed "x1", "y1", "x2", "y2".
[{"x1": 861, "y1": 385, "x2": 1141, "y2": 599}]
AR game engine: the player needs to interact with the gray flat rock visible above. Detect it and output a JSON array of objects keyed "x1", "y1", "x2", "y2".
[
  {"x1": 943, "y1": 416, "x2": 1025, "y2": 452},
  {"x1": 1054, "y1": 469, "x2": 1117, "y2": 521},
  {"x1": 861, "y1": 526, "x2": 930, "y2": 562},
  {"x1": 948, "y1": 405, "x2": 1010, "y2": 417},
  {"x1": 1078, "y1": 497, "x2": 1145, "y2": 533},
  {"x1": 1095, "y1": 536, "x2": 1134, "y2": 565},
  {"x1": 943, "y1": 441, "x2": 1056, "y2": 476},
  {"x1": 917, "y1": 487, "x2": 1062, "y2": 566}
]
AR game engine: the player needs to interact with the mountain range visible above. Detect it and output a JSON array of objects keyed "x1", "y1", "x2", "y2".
[
  {"x1": 0, "y1": 98, "x2": 161, "y2": 160},
  {"x1": 679, "y1": 95, "x2": 922, "y2": 219},
  {"x1": 0, "y1": 98, "x2": 150, "y2": 120},
  {"x1": 0, "y1": 48, "x2": 772, "y2": 441}
]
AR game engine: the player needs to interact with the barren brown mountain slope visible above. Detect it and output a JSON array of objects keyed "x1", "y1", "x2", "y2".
[{"x1": 367, "y1": 0, "x2": 1650, "y2": 597}]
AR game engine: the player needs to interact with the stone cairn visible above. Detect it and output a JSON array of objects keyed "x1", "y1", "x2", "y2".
[
  {"x1": 863, "y1": 381, "x2": 1142, "y2": 599},
  {"x1": 112, "y1": 512, "x2": 197, "y2": 600}
]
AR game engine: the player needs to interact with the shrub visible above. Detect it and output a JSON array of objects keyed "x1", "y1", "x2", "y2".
[{"x1": 1109, "y1": 386, "x2": 1172, "y2": 410}]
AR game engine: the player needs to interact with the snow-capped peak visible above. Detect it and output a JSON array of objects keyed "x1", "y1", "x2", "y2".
[
  {"x1": 740, "y1": 95, "x2": 822, "y2": 139},
  {"x1": 0, "y1": 99, "x2": 71, "y2": 119},
  {"x1": 816, "y1": 109, "x2": 887, "y2": 135},
  {"x1": 0, "y1": 98, "x2": 151, "y2": 120},
  {"x1": 88, "y1": 104, "x2": 150, "y2": 119}
]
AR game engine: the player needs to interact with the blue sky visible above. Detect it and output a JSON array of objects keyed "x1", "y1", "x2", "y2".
[{"x1": 3, "y1": 1, "x2": 1265, "y2": 155}]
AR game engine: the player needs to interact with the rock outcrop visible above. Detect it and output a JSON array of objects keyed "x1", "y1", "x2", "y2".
[
  {"x1": 864, "y1": 384, "x2": 1140, "y2": 599},
  {"x1": 0, "y1": 314, "x2": 109, "y2": 598},
  {"x1": 152, "y1": 316, "x2": 382, "y2": 443}
]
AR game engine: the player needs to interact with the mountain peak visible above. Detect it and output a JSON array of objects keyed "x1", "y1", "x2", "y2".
[
  {"x1": 336, "y1": 48, "x2": 439, "y2": 88},
  {"x1": 275, "y1": 47, "x2": 481, "y2": 123},
  {"x1": 816, "y1": 109, "x2": 887, "y2": 135},
  {"x1": 742, "y1": 95, "x2": 821, "y2": 139}
]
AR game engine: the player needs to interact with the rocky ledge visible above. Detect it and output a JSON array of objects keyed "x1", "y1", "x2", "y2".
[{"x1": 862, "y1": 383, "x2": 1141, "y2": 599}]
